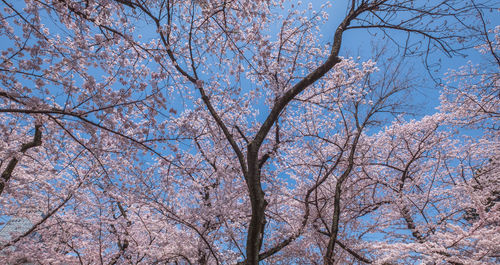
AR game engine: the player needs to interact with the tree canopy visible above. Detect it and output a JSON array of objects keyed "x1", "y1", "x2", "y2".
[{"x1": 0, "y1": 0, "x2": 499, "y2": 264}]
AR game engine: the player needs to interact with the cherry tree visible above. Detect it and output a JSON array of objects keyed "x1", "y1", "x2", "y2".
[
  {"x1": 347, "y1": 19, "x2": 499, "y2": 264},
  {"x1": 0, "y1": 0, "x2": 497, "y2": 264}
]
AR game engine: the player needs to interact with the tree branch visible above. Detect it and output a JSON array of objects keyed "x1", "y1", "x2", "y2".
[{"x1": 0, "y1": 124, "x2": 42, "y2": 196}]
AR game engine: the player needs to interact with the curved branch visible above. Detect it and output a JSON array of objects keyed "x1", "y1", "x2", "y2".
[{"x1": 0, "y1": 124, "x2": 42, "y2": 196}]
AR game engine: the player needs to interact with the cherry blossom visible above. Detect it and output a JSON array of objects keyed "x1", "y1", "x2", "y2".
[{"x1": 0, "y1": 0, "x2": 498, "y2": 264}]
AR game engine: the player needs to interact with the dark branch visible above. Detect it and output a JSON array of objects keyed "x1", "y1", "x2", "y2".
[{"x1": 0, "y1": 125, "x2": 42, "y2": 196}]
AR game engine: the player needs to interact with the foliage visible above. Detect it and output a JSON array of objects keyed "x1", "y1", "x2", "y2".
[{"x1": 0, "y1": 0, "x2": 498, "y2": 264}]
